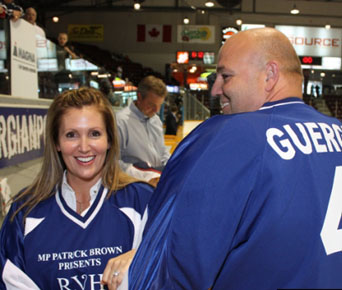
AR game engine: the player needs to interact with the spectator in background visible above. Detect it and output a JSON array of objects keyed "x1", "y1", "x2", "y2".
[
  {"x1": 98, "y1": 67, "x2": 115, "y2": 105},
  {"x1": 0, "y1": 0, "x2": 23, "y2": 21},
  {"x1": 24, "y1": 7, "x2": 46, "y2": 38},
  {"x1": 24, "y1": 6, "x2": 47, "y2": 56},
  {"x1": 116, "y1": 76, "x2": 170, "y2": 186},
  {"x1": 165, "y1": 104, "x2": 179, "y2": 135},
  {"x1": 56, "y1": 32, "x2": 78, "y2": 70}
]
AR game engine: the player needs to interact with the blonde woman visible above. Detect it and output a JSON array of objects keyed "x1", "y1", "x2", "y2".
[{"x1": 0, "y1": 87, "x2": 153, "y2": 289}]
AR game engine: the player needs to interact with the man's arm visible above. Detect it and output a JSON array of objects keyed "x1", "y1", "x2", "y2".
[
  {"x1": 117, "y1": 117, "x2": 161, "y2": 182},
  {"x1": 156, "y1": 118, "x2": 171, "y2": 166}
]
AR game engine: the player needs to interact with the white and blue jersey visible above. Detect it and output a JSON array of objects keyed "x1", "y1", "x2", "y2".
[
  {"x1": 0, "y1": 182, "x2": 153, "y2": 289},
  {"x1": 129, "y1": 97, "x2": 342, "y2": 289}
]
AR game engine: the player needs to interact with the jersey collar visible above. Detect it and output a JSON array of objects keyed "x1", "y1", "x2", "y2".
[
  {"x1": 259, "y1": 97, "x2": 304, "y2": 111},
  {"x1": 55, "y1": 184, "x2": 108, "y2": 229}
]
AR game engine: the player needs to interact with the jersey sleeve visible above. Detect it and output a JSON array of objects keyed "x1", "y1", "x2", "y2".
[
  {"x1": 0, "y1": 202, "x2": 40, "y2": 289},
  {"x1": 115, "y1": 182, "x2": 154, "y2": 249}
]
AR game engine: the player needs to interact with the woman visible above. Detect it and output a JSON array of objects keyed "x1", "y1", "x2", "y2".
[{"x1": 0, "y1": 87, "x2": 153, "y2": 289}]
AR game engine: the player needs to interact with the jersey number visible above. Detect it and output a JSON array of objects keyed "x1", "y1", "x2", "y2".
[{"x1": 321, "y1": 166, "x2": 342, "y2": 255}]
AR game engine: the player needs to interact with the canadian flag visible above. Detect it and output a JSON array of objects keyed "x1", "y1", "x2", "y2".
[{"x1": 137, "y1": 24, "x2": 172, "y2": 42}]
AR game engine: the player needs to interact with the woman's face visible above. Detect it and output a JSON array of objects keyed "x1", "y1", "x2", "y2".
[{"x1": 56, "y1": 106, "x2": 109, "y2": 187}]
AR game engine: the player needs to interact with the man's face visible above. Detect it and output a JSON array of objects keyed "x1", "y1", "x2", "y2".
[
  {"x1": 25, "y1": 8, "x2": 37, "y2": 25},
  {"x1": 137, "y1": 91, "x2": 164, "y2": 118},
  {"x1": 58, "y1": 34, "x2": 68, "y2": 47},
  {"x1": 211, "y1": 35, "x2": 267, "y2": 115},
  {"x1": 3, "y1": 0, "x2": 13, "y2": 4}
]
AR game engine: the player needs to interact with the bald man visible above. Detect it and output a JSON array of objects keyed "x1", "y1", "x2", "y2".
[
  {"x1": 24, "y1": 7, "x2": 36, "y2": 25},
  {"x1": 128, "y1": 28, "x2": 342, "y2": 289},
  {"x1": 214, "y1": 27, "x2": 303, "y2": 115},
  {"x1": 24, "y1": 7, "x2": 46, "y2": 40}
]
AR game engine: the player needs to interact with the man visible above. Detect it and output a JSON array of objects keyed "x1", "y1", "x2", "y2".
[
  {"x1": 24, "y1": 7, "x2": 37, "y2": 25},
  {"x1": 128, "y1": 28, "x2": 342, "y2": 289},
  {"x1": 24, "y1": 7, "x2": 46, "y2": 48},
  {"x1": 116, "y1": 75, "x2": 170, "y2": 184},
  {"x1": 24, "y1": 7, "x2": 45, "y2": 35}
]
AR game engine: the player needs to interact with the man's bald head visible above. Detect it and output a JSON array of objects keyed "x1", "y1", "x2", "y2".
[
  {"x1": 24, "y1": 7, "x2": 37, "y2": 25},
  {"x1": 227, "y1": 28, "x2": 303, "y2": 81}
]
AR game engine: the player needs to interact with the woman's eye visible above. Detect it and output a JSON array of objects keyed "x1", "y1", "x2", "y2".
[
  {"x1": 90, "y1": 130, "x2": 101, "y2": 137},
  {"x1": 66, "y1": 132, "x2": 75, "y2": 138}
]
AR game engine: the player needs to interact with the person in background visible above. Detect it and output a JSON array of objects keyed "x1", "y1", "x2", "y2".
[
  {"x1": 0, "y1": 0, "x2": 23, "y2": 21},
  {"x1": 116, "y1": 75, "x2": 170, "y2": 186},
  {"x1": 128, "y1": 27, "x2": 342, "y2": 289},
  {"x1": 0, "y1": 87, "x2": 153, "y2": 289},
  {"x1": 23, "y1": 7, "x2": 46, "y2": 39},
  {"x1": 98, "y1": 67, "x2": 115, "y2": 105},
  {"x1": 165, "y1": 104, "x2": 179, "y2": 135},
  {"x1": 56, "y1": 32, "x2": 78, "y2": 70}
]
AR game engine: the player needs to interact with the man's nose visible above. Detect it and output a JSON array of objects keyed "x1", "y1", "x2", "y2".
[{"x1": 211, "y1": 78, "x2": 222, "y2": 97}]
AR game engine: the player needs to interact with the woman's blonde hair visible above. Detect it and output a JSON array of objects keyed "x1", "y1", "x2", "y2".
[{"x1": 11, "y1": 87, "x2": 139, "y2": 221}]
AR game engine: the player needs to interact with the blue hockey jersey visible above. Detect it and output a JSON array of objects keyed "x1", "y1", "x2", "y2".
[
  {"x1": 0, "y1": 182, "x2": 153, "y2": 289},
  {"x1": 129, "y1": 97, "x2": 342, "y2": 289}
]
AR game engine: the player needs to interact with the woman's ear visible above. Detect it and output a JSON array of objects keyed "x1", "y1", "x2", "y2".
[
  {"x1": 56, "y1": 144, "x2": 61, "y2": 152},
  {"x1": 265, "y1": 61, "x2": 279, "y2": 92}
]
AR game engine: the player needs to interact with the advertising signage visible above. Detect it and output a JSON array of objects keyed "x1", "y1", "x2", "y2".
[
  {"x1": 275, "y1": 25, "x2": 342, "y2": 58},
  {"x1": 0, "y1": 106, "x2": 47, "y2": 169}
]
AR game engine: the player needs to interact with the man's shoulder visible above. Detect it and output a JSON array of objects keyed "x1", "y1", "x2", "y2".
[
  {"x1": 203, "y1": 111, "x2": 270, "y2": 136},
  {"x1": 115, "y1": 105, "x2": 134, "y2": 122},
  {"x1": 150, "y1": 114, "x2": 163, "y2": 125}
]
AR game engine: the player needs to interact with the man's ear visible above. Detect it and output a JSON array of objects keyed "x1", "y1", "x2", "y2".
[{"x1": 265, "y1": 61, "x2": 279, "y2": 92}]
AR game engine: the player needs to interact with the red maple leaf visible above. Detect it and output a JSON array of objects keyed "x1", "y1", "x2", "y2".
[{"x1": 148, "y1": 27, "x2": 160, "y2": 38}]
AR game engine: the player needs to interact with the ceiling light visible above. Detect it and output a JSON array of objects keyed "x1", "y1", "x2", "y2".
[
  {"x1": 236, "y1": 18, "x2": 242, "y2": 26},
  {"x1": 183, "y1": 17, "x2": 190, "y2": 24},
  {"x1": 290, "y1": 4, "x2": 300, "y2": 15},
  {"x1": 134, "y1": 3, "x2": 141, "y2": 10},
  {"x1": 205, "y1": 1, "x2": 214, "y2": 7},
  {"x1": 325, "y1": 24, "x2": 331, "y2": 30},
  {"x1": 52, "y1": 16, "x2": 59, "y2": 23}
]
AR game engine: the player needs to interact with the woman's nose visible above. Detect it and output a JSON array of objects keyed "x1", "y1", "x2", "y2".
[{"x1": 79, "y1": 136, "x2": 90, "y2": 152}]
